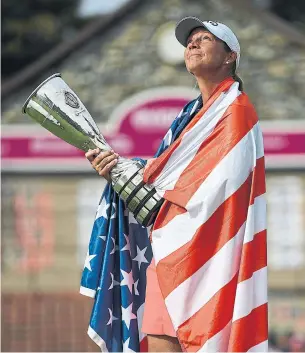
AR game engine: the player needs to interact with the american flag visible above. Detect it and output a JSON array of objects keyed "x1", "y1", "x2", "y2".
[
  {"x1": 81, "y1": 77, "x2": 268, "y2": 352},
  {"x1": 143, "y1": 78, "x2": 268, "y2": 352},
  {"x1": 80, "y1": 186, "x2": 152, "y2": 352},
  {"x1": 80, "y1": 90, "x2": 202, "y2": 351}
]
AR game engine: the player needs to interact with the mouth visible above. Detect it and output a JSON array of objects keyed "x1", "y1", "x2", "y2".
[
  {"x1": 188, "y1": 54, "x2": 201, "y2": 60},
  {"x1": 188, "y1": 53, "x2": 201, "y2": 59}
]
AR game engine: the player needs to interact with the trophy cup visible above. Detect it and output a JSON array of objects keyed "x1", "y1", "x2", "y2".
[{"x1": 22, "y1": 73, "x2": 163, "y2": 227}]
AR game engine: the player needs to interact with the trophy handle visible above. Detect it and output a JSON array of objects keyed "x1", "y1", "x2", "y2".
[{"x1": 112, "y1": 163, "x2": 164, "y2": 227}]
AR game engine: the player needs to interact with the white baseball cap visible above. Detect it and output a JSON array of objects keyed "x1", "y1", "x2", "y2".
[{"x1": 175, "y1": 17, "x2": 240, "y2": 68}]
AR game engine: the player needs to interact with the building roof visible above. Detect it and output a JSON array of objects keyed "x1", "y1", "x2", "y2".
[{"x1": 2, "y1": 0, "x2": 305, "y2": 124}]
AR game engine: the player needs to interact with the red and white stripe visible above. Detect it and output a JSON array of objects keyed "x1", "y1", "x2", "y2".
[{"x1": 143, "y1": 79, "x2": 268, "y2": 352}]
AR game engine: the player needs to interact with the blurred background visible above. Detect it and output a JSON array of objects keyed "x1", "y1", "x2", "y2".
[{"x1": 1, "y1": 0, "x2": 305, "y2": 351}]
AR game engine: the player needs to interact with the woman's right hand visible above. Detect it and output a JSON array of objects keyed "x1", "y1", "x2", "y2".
[{"x1": 85, "y1": 148, "x2": 119, "y2": 182}]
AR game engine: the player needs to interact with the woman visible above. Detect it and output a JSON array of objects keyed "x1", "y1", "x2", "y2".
[{"x1": 86, "y1": 17, "x2": 267, "y2": 353}]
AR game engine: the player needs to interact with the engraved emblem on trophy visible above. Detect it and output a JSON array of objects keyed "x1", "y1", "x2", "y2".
[{"x1": 22, "y1": 73, "x2": 163, "y2": 226}]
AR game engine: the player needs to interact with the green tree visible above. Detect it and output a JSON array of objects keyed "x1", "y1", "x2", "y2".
[
  {"x1": 272, "y1": 0, "x2": 305, "y2": 33},
  {"x1": 1, "y1": 0, "x2": 84, "y2": 79}
]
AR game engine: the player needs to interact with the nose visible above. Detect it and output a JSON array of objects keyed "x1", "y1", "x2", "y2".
[{"x1": 187, "y1": 39, "x2": 200, "y2": 50}]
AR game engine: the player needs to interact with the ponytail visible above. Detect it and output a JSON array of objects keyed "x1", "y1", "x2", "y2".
[
  {"x1": 223, "y1": 43, "x2": 244, "y2": 91},
  {"x1": 232, "y1": 70, "x2": 244, "y2": 91}
]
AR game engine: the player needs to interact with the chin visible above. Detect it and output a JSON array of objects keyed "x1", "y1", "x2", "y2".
[
  {"x1": 187, "y1": 63, "x2": 202, "y2": 71},
  {"x1": 188, "y1": 65, "x2": 207, "y2": 75}
]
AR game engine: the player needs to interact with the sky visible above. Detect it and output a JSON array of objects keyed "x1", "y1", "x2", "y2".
[{"x1": 78, "y1": 0, "x2": 131, "y2": 17}]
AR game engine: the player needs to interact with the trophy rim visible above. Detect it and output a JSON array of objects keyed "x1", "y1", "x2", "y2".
[{"x1": 21, "y1": 73, "x2": 62, "y2": 113}]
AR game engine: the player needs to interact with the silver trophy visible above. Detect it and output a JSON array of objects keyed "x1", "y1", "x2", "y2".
[{"x1": 22, "y1": 73, "x2": 163, "y2": 227}]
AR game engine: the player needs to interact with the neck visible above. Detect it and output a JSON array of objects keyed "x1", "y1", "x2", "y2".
[{"x1": 196, "y1": 72, "x2": 231, "y2": 102}]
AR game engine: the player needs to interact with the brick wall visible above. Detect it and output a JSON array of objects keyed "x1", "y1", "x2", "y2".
[{"x1": 1, "y1": 293, "x2": 99, "y2": 352}]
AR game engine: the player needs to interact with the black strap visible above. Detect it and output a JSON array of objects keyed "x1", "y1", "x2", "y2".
[
  {"x1": 125, "y1": 180, "x2": 146, "y2": 207},
  {"x1": 133, "y1": 187, "x2": 158, "y2": 219}
]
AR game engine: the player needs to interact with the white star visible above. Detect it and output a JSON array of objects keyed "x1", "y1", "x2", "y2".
[
  {"x1": 96, "y1": 197, "x2": 110, "y2": 220},
  {"x1": 132, "y1": 246, "x2": 149, "y2": 269},
  {"x1": 84, "y1": 251, "x2": 96, "y2": 271},
  {"x1": 108, "y1": 273, "x2": 120, "y2": 290},
  {"x1": 110, "y1": 202, "x2": 117, "y2": 219},
  {"x1": 121, "y1": 303, "x2": 136, "y2": 330},
  {"x1": 122, "y1": 337, "x2": 136, "y2": 352},
  {"x1": 121, "y1": 233, "x2": 130, "y2": 253},
  {"x1": 106, "y1": 308, "x2": 118, "y2": 326},
  {"x1": 110, "y1": 237, "x2": 119, "y2": 254},
  {"x1": 134, "y1": 279, "x2": 139, "y2": 296},
  {"x1": 120, "y1": 269, "x2": 134, "y2": 293},
  {"x1": 110, "y1": 237, "x2": 115, "y2": 254},
  {"x1": 128, "y1": 212, "x2": 138, "y2": 224},
  {"x1": 123, "y1": 338, "x2": 130, "y2": 351},
  {"x1": 99, "y1": 235, "x2": 106, "y2": 241}
]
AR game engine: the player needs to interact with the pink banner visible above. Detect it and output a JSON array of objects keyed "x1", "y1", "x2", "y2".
[
  {"x1": 263, "y1": 133, "x2": 305, "y2": 155},
  {"x1": 2, "y1": 131, "x2": 305, "y2": 160},
  {"x1": 2, "y1": 88, "x2": 305, "y2": 170}
]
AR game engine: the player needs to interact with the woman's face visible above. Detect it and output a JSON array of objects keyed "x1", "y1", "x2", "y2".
[{"x1": 184, "y1": 27, "x2": 230, "y2": 76}]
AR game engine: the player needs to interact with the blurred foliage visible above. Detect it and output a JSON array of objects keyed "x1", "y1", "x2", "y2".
[
  {"x1": 1, "y1": 0, "x2": 304, "y2": 81},
  {"x1": 1, "y1": 0, "x2": 87, "y2": 79},
  {"x1": 272, "y1": 0, "x2": 305, "y2": 33}
]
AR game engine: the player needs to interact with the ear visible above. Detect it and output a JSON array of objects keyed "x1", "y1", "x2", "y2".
[{"x1": 224, "y1": 51, "x2": 237, "y2": 65}]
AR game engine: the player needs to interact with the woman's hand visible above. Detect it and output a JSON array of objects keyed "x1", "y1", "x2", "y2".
[{"x1": 85, "y1": 148, "x2": 119, "y2": 182}]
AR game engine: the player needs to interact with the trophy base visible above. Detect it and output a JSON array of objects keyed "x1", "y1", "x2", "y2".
[{"x1": 113, "y1": 164, "x2": 164, "y2": 227}]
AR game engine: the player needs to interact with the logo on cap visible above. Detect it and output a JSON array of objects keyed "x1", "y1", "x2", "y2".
[{"x1": 208, "y1": 21, "x2": 218, "y2": 26}]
